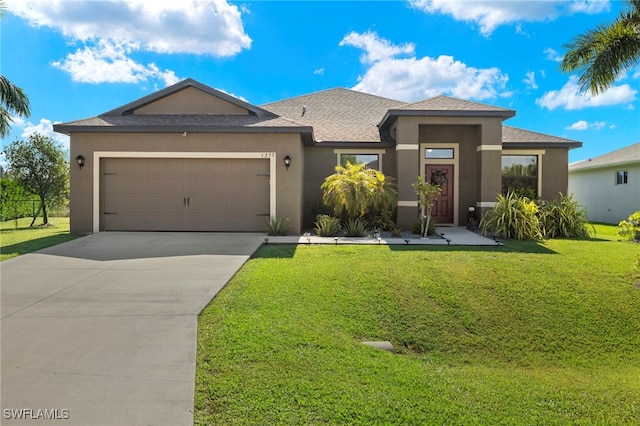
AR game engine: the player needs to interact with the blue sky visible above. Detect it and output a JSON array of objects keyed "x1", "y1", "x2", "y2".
[{"x1": 2, "y1": 0, "x2": 639, "y2": 164}]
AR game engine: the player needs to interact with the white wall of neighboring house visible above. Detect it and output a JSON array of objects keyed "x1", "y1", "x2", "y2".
[{"x1": 569, "y1": 163, "x2": 640, "y2": 224}]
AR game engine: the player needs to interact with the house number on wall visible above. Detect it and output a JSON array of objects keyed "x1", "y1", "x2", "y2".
[{"x1": 261, "y1": 152, "x2": 275, "y2": 158}]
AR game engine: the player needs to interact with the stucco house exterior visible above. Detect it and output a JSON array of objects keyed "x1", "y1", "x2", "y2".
[
  {"x1": 54, "y1": 78, "x2": 581, "y2": 235},
  {"x1": 569, "y1": 143, "x2": 640, "y2": 224}
]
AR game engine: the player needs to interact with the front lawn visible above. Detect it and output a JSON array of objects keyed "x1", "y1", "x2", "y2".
[
  {"x1": 195, "y1": 225, "x2": 640, "y2": 424},
  {"x1": 0, "y1": 217, "x2": 77, "y2": 261}
]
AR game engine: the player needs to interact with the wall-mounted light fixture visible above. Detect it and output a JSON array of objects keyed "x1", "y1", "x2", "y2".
[
  {"x1": 283, "y1": 155, "x2": 291, "y2": 170},
  {"x1": 76, "y1": 155, "x2": 85, "y2": 169}
]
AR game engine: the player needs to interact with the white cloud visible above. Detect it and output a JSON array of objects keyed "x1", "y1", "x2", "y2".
[
  {"x1": 7, "y1": 0, "x2": 251, "y2": 56},
  {"x1": 20, "y1": 118, "x2": 71, "y2": 150},
  {"x1": 523, "y1": 71, "x2": 538, "y2": 90},
  {"x1": 52, "y1": 40, "x2": 179, "y2": 85},
  {"x1": 409, "y1": 0, "x2": 610, "y2": 36},
  {"x1": 7, "y1": 0, "x2": 249, "y2": 85},
  {"x1": 314, "y1": 68, "x2": 325, "y2": 75},
  {"x1": 340, "y1": 31, "x2": 509, "y2": 102},
  {"x1": 567, "y1": 120, "x2": 589, "y2": 130},
  {"x1": 536, "y1": 75, "x2": 636, "y2": 110},
  {"x1": 566, "y1": 120, "x2": 606, "y2": 130},
  {"x1": 340, "y1": 31, "x2": 414, "y2": 64},
  {"x1": 569, "y1": 0, "x2": 610, "y2": 14},
  {"x1": 544, "y1": 47, "x2": 564, "y2": 62}
]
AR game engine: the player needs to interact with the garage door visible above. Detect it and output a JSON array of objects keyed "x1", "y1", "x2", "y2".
[{"x1": 101, "y1": 158, "x2": 270, "y2": 231}]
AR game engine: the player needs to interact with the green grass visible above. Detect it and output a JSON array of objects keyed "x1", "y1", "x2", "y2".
[
  {"x1": 0, "y1": 217, "x2": 77, "y2": 261},
  {"x1": 195, "y1": 225, "x2": 640, "y2": 424}
]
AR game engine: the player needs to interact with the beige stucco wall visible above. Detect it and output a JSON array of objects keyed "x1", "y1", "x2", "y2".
[
  {"x1": 134, "y1": 87, "x2": 249, "y2": 115},
  {"x1": 540, "y1": 148, "x2": 570, "y2": 200},
  {"x1": 69, "y1": 132, "x2": 304, "y2": 235},
  {"x1": 395, "y1": 116, "x2": 504, "y2": 229}
]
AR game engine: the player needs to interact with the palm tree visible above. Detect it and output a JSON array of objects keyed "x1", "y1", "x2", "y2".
[
  {"x1": 0, "y1": 0, "x2": 31, "y2": 137},
  {"x1": 561, "y1": 0, "x2": 640, "y2": 95},
  {"x1": 321, "y1": 162, "x2": 397, "y2": 220}
]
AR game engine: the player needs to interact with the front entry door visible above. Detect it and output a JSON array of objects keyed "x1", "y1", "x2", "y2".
[{"x1": 425, "y1": 164, "x2": 454, "y2": 224}]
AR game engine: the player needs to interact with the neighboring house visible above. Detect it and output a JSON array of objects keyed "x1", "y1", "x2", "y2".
[
  {"x1": 54, "y1": 78, "x2": 581, "y2": 235},
  {"x1": 569, "y1": 143, "x2": 640, "y2": 224}
]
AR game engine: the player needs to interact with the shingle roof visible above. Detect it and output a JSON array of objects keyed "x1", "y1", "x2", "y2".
[
  {"x1": 569, "y1": 142, "x2": 640, "y2": 171},
  {"x1": 53, "y1": 78, "x2": 579, "y2": 150},
  {"x1": 502, "y1": 125, "x2": 582, "y2": 148},
  {"x1": 396, "y1": 95, "x2": 514, "y2": 114},
  {"x1": 261, "y1": 88, "x2": 405, "y2": 143},
  {"x1": 54, "y1": 114, "x2": 313, "y2": 138}
]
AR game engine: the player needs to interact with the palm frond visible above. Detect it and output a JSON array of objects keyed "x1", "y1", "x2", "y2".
[{"x1": 561, "y1": 0, "x2": 640, "y2": 95}]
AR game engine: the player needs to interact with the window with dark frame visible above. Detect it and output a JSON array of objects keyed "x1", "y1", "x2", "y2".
[
  {"x1": 425, "y1": 148, "x2": 454, "y2": 159},
  {"x1": 501, "y1": 155, "x2": 538, "y2": 198},
  {"x1": 339, "y1": 153, "x2": 380, "y2": 170},
  {"x1": 616, "y1": 171, "x2": 628, "y2": 185}
]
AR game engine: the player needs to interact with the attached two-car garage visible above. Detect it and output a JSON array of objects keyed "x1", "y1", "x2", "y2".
[{"x1": 100, "y1": 157, "x2": 271, "y2": 232}]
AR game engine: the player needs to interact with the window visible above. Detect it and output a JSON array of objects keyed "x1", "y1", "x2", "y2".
[
  {"x1": 339, "y1": 153, "x2": 379, "y2": 170},
  {"x1": 616, "y1": 171, "x2": 628, "y2": 185},
  {"x1": 502, "y1": 155, "x2": 538, "y2": 198},
  {"x1": 425, "y1": 148, "x2": 454, "y2": 159}
]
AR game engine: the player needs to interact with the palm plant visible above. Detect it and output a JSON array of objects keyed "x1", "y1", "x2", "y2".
[
  {"x1": 321, "y1": 162, "x2": 397, "y2": 220},
  {"x1": 561, "y1": 0, "x2": 640, "y2": 95},
  {"x1": 0, "y1": 1, "x2": 32, "y2": 137},
  {"x1": 411, "y1": 176, "x2": 442, "y2": 238}
]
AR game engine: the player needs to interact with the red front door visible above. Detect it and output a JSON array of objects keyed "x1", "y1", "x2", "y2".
[{"x1": 425, "y1": 164, "x2": 454, "y2": 224}]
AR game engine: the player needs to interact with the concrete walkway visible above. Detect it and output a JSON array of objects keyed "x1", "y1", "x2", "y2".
[
  {"x1": 267, "y1": 226, "x2": 500, "y2": 246},
  {"x1": 1, "y1": 232, "x2": 264, "y2": 426}
]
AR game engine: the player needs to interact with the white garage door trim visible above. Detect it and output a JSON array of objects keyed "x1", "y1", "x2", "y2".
[{"x1": 93, "y1": 151, "x2": 277, "y2": 233}]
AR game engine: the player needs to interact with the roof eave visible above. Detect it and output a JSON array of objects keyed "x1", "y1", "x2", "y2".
[
  {"x1": 502, "y1": 141, "x2": 583, "y2": 149},
  {"x1": 379, "y1": 108, "x2": 516, "y2": 128},
  {"x1": 53, "y1": 124, "x2": 314, "y2": 136},
  {"x1": 570, "y1": 159, "x2": 640, "y2": 172},
  {"x1": 309, "y1": 140, "x2": 394, "y2": 148}
]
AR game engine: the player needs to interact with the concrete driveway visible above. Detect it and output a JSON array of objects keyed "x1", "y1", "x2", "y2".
[{"x1": 1, "y1": 232, "x2": 264, "y2": 426}]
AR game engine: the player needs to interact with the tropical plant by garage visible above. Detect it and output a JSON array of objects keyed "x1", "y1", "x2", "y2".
[
  {"x1": 342, "y1": 218, "x2": 367, "y2": 237},
  {"x1": 321, "y1": 162, "x2": 397, "y2": 221},
  {"x1": 314, "y1": 214, "x2": 341, "y2": 237},
  {"x1": 266, "y1": 216, "x2": 290, "y2": 236}
]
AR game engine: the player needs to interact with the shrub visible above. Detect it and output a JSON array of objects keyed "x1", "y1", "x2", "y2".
[
  {"x1": 412, "y1": 219, "x2": 437, "y2": 236},
  {"x1": 368, "y1": 211, "x2": 395, "y2": 232},
  {"x1": 537, "y1": 193, "x2": 592, "y2": 238},
  {"x1": 342, "y1": 218, "x2": 367, "y2": 237},
  {"x1": 480, "y1": 191, "x2": 543, "y2": 240},
  {"x1": 618, "y1": 211, "x2": 640, "y2": 241},
  {"x1": 314, "y1": 214, "x2": 341, "y2": 237},
  {"x1": 0, "y1": 177, "x2": 38, "y2": 221},
  {"x1": 266, "y1": 216, "x2": 290, "y2": 236}
]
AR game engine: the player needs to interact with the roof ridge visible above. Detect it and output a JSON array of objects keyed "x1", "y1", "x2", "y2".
[
  {"x1": 399, "y1": 94, "x2": 512, "y2": 111},
  {"x1": 261, "y1": 87, "x2": 404, "y2": 107}
]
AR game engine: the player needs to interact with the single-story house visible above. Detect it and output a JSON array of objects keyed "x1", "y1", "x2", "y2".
[
  {"x1": 569, "y1": 142, "x2": 640, "y2": 224},
  {"x1": 54, "y1": 78, "x2": 582, "y2": 235}
]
